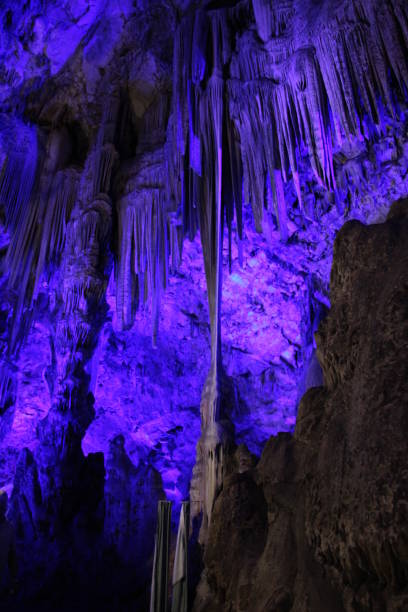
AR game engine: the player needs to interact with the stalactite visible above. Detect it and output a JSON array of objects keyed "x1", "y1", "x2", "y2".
[
  {"x1": 191, "y1": 9, "x2": 209, "y2": 86},
  {"x1": 252, "y1": 0, "x2": 296, "y2": 48},
  {"x1": 172, "y1": 8, "x2": 238, "y2": 249},
  {"x1": 0, "y1": 115, "x2": 39, "y2": 234},
  {"x1": 117, "y1": 191, "x2": 162, "y2": 328},
  {"x1": 115, "y1": 90, "x2": 181, "y2": 338},
  {"x1": 0, "y1": 362, "x2": 16, "y2": 419},
  {"x1": 1, "y1": 126, "x2": 81, "y2": 355},
  {"x1": 315, "y1": 1, "x2": 408, "y2": 146},
  {"x1": 116, "y1": 182, "x2": 181, "y2": 343},
  {"x1": 33, "y1": 169, "x2": 79, "y2": 298},
  {"x1": 170, "y1": 9, "x2": 239, "y2": 540}
]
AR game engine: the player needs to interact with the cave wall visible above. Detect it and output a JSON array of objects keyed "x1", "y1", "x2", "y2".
[{"x1": 0, "y1": 0, "x2": 407, "y2": 608}]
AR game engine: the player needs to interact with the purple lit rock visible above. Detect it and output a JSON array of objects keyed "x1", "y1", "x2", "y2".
[{"x1": 0, "y1": 0, "x2": 406, "y2": 608}]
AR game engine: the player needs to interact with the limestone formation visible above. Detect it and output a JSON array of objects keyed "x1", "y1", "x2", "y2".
[{"x1": 0, "y1": 0, "x2": 406, "y2": 609}]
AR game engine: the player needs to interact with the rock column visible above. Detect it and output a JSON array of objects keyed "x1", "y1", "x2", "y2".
[{"x1": 10, "y1": 93, "x2": 119, "y2": 585}]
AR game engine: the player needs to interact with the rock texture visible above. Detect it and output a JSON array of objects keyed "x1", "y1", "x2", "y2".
[
  {"x1": 0, "y1": 0, "x2": 406, "y2": 608},
  {"x1": 194, "y1": 198, "x2": 408, "y2": 612}
]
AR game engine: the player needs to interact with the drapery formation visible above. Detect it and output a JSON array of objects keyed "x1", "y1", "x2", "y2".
[
  {"x1": 115, "y1": 92, "x2": 182, "y2": 343},
  {"x1": 115, "y1": 155, "x2": 181, "y2": 343},
  {"x1": 0, "y1": 126, "x2": 80, "y2": 354}
]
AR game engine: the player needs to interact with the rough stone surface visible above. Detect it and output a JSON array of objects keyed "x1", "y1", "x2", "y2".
[
  {"x1": 194, "y1": 199, "x2": 408, "y2": 612},
  {"x1": 0, "y1": 0, "x2": 407, "y2": 608}
]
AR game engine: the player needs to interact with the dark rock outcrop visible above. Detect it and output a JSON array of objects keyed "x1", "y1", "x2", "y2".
[{"x1": 194, "y1": 199, "x2": 408, "y2": 612}]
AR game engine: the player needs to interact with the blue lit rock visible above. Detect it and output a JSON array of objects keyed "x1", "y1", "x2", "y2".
[{"x1": 0, "y1": 0, "x2": 406, "y2": 608}]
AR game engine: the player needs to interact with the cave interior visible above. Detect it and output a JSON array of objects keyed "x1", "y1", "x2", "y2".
[{"x1": 0, "y1": 0, "x2": 407, "y2": 611}]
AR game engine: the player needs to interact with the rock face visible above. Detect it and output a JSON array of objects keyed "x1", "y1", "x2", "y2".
[
  {"x1": 0, "y1": 0, "x2": 407, "y2": 608},
  {"x1": 194, "y1": 198, "x2": 408, "y2": 612}
]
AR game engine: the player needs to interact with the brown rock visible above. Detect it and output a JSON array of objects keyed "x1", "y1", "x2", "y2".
[{"x1": 194, "y1": 199, "x2": 408, "y2": 611}]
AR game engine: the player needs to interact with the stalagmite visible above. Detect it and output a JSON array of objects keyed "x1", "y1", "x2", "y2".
[
  {"x1": 171, "y1": 502, "x2": 190, "y2": 612},
  {"x1": 150, "y1": 500, "x2": 173, "y2": 612}
]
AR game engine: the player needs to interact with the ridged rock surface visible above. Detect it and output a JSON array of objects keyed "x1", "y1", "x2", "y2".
[{"x1": 194, "y1": 198, "x2": 408, "y2": 612}]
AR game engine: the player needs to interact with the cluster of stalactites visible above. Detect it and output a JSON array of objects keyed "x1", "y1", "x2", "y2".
[
  {"x1": 170, "y1": 0, "x2": 408, "y2": 244},
  {"x1": 0, "y1": 116, "x2": 39, "y2": 236},
  {"x1": 60, "y1": 97, "x2": 120, "y2": 325},
  {"x1": 114, "y1": 90, "x2": 181, "y2": 340},
  {"x1": 19, "y1": 169, "x2": 79, "y2": 291},
  {"x1": 0, "y1": 123, "x2": 80, "y2": 354},
  {"x1": 115, "y1": 184, "x2": 181, "y2": 344},
  {"x1": 0, "y1": 93, "x2": 119, "y2": 354},
  {"x1": 315, "y1": 1, "x2": 408, "y2": 142},
  {"x1": 171, "y1": 7, "x2": 242, "y2": 251}
]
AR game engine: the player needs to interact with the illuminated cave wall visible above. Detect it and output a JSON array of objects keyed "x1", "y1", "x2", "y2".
[{"x1": 0, "y1": 0, "x2": 407, "y2": 604}]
